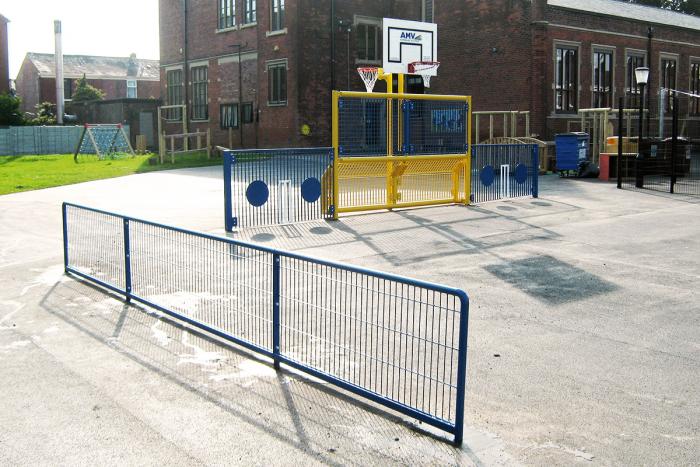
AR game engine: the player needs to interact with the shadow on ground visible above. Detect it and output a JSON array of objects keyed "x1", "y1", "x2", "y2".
[{"x1": 39, "y1": 278, "x2": 479, "y2": 465}]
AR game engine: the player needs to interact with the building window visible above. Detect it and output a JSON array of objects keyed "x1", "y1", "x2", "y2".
[
  {"x1": 555, "y1": 45, "x2": 578, "y2": 113},
  {"x1": 691, "y1": 61, "x2": 700, "y2": 116},
  {"x1": 660, "y1": 57, "x2": 677, "y2": 112},
  {"x1": 126, "y1": 79, "x2": 137, "y2": 99},
  {"x1": 422, "y1": 0, "x2": 434, "y2": 23},
  {"x1": 242, "y1": 102, "x2": 254, "y2": 123},
  {"x1": 64, "y1": 78, "x2": 73, "y2": 100},
  {"x1": 191, "y1": 66, "x2": 209, "y2": 120},
  {"x1": 592, "y1": 50, "x2": 613, "y2": 108},
  {"x1": 166, "y1": 69, "x2": 183, "y2": 120},
  {"x1": 271, "y1": 0, "x2": 284, "y2": 30},
  {"x1": 356, "y1": 22, "x2": 381, "y2": 63},
  {"x1": 219, "y1": 0, "x2": 235, "y2": 29},
  {"x1": 267, "y1": 61, "x2": 287, "y2": 105},
  {"x1": 625, "y1": 53, "x2": 645, "y2": 109},
  {"x1": 244, "y1": 0, "x2": 256, "y2": 24},
  {"x1": 220, "y1": 103, "x2": 239, "y2": 129}
]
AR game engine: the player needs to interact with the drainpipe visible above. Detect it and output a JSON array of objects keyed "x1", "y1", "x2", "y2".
[
  {"x1": 183, "y1": 0, "x2": 189, "y2": 121},
  {"x1": 330, "y1": 0, "x2": 336, "y2": 92},
  {"x1": 646, "y1": 27, "x2": 653, "y2": 137}
]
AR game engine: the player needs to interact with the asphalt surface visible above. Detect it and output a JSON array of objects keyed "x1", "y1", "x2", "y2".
[{"x1": 1, "y1": 167, "x2": 699, "y2": 466}]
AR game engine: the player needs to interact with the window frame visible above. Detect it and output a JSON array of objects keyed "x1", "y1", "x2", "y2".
[
  {"x1": 64, "y1": 78, "x2": 73, "y2": 100},
  {"x1": 591, "y1": 46, "x2": 614, "y2": 109},
  {"x1": 220, "y1": 103, "x2": 239, "y2": 129},
  {"x1": 554, "y1": 42, "x2": 580, "y2": 114},
  {"x1": 624, "y1": 49, "x2": 646, "y2": 110},
  {"x1": 267, "y1": 59, "x2": 288, "y2": 106},
  {"x1": 659, "y1": 53, "x2": 678, "y2": 112},
  {"x1": 270, "y1": 0, "x2": 284, "y2": 31},
  {"x1": 690, "y1": 57, "x2": 700, "y2": 117},
  {"x1": 242, "y1": 102, "x2": 254, "y2": 123},
  {"x1": 191, "y1": 65, "x2": 209, "y2": 121},
  {"x1": 243, "y1": 0, "x2": 256, "y2": 25},
  {"x1": 126, "y1": 79, "x2": 138, "y2": 99},
  {"x1": 354, "y1": 16, "x2": 382, "y2": 65},
  {"x1": 218, "y1": 0, "x2": 236, "y2": 30},
  {"x1": 422, "y1": 0, "x2": 434, "y2": 23},
  {"x1": 165, "y1": 68, "x2": 184, "y2": 121}
]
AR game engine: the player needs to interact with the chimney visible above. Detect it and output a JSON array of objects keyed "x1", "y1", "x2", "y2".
[
  {"x1": 532, "y1": 0, "x2": 547, "y2": 23},
  {"x1": 127, "y1": 53, "x2": 139, "y2": 77},
  {"x1": 54, "y1": 20, "x2": 64, "y2": 124}
]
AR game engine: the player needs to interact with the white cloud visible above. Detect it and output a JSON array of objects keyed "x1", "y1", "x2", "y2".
[{"x1": 3, "y1": 0, "x2": 160, "y2": 79}]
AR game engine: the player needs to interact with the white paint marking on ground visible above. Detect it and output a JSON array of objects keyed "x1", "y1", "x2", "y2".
[
  {"x1": 209, "y1": 360, "x2": 277, "y2": 382},
  {"x1": 526, "y1": 441, "x2": 594, "y2": 462},
  {"x1": 0, "y1": 340, "x2": 32, "y2": 351},
  {"x1": 20, "y1": 264, "x2": 68, "y2": 296},
  {"x1": 151, "y1": 321, "x2": 171, "y2": 347},
  {"x1": 42, "y1": 326, "x2": 60, "y2": 334},
  {"x1": 177, "y1": 332, "x2": 226, "y2": 368},
  {"x1": 0, "y1": 301, "x2": 25, "y2": 329}
]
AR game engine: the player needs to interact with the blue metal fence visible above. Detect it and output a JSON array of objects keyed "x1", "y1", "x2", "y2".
[
  {"x1": 63, "y1": 202, "x2": 470, "y2": 444},
  {"x1": 471, "y1": 144, "x2": 539, "y2": 203},
  {"x1": 224, "y1": 148, "x2": 334, "y2": 230},
  {"x1": 0, "y1": 125, "x2": 130, "y2": 156}
]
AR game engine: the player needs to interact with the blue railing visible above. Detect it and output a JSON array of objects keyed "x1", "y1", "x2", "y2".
[
  {"x1": 224, "y1": 148, "x2": 333, "y2": 230},
  {"x1": 471, "y1": 144, "x2": 539, "y2": 203},
  {"x1": 62, "y1": 202, "x2": 470, "y2": 444}
]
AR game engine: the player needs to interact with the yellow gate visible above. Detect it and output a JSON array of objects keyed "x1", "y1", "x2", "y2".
[{"x1": 328, "y1": 91, "x2": 472, "y2": 218}]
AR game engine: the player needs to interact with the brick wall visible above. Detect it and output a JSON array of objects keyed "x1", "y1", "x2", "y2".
[{"x1": 158, "y1": 0, "x2": 700, "y2": 147}]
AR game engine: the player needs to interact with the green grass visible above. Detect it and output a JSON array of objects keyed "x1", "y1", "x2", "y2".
[{"x1": 0, "y1": 151, "x2": 221, "y2": 195}]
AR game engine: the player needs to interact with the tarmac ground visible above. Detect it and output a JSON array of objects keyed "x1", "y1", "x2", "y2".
[{"x1": 1, "y1": 168, "x2": 698, "y2": 465}]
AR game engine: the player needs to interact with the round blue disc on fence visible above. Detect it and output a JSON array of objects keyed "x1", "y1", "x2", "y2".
[
  {"x1": 300, "y1": 177, "x2": 322, "y2": 203},
  {"x1": 514, "y1": 164, "x2": 528, "y2": 184},
  {"x1": 480, "y1": 165, "x2": 495, "y2": 187},
  {"x1": 246, "y1": 180, "x2": 269, "y2": 207}
]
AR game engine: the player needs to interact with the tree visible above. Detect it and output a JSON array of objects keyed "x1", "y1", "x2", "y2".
[
  {"x1": 624, "y1": 0, "x2": 700, "y2": 15},
  {"x1": 0, "y1": 93, "x2": 24, "y2": 125},
  {"x1": 71, "y1": 74, "x2": 105, "y2": 103}
]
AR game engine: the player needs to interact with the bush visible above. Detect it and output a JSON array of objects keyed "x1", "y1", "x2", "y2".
[
  {"x1": 71, "y1": 74, "x2": 105, "y2": 103},
  {"x1": 25, "y1": 102, "x2": 57, "y2": 125},
  {"x1": 0, "y1": 93, "x2": 24, "y2": 126}
]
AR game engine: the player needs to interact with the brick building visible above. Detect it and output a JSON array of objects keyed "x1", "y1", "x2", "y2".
[
  {"x1": 15, "y1": 53, "x2": 160, "y2": 115},
  {"x1": 159, "y1": 0, "x2": 700, "y2": 148},
  {"x1": 0, "y1": 14, "x2": 9, "y2": 94}
]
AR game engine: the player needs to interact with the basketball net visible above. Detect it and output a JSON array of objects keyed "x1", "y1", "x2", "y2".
[
  {"x1": 357, "y1": 67, "x2": 379, "y2": 93},
  {"x1": 408, "y1": 61, "x2": 440, "y2": 88}
]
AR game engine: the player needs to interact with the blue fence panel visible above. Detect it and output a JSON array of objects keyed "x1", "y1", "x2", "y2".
[
  {"x1": 224, "y1": 148, "x2": 334, "y2": 230},
  {"x1": 471, "y1": 144, "x2": 539, "y2": 203},
  {"x1": 62, "y1": 202, "x2": 470, "y2": 444},
  {"x1": 0, "y1": 125, "x2": 130, "y2": 156}
]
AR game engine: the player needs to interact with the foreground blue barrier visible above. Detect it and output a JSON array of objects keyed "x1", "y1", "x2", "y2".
[
  {"x1": 62, "y1": 202, "x2": 470, "y2": 444},
  {"x1": 471, "y1": 144, "x2": 539, "y2": 203}
]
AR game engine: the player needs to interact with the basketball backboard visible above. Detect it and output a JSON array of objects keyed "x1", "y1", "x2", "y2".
[{"x1": 382, "y1": 18, "x2": 438, "y2": 76}]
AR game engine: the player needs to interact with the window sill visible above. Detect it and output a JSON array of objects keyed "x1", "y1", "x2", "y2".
[
  {"x1": 222, "y1": 127, "x2": 240, "y2": 130},
  {"x1": 216, "y1": 26, "x2": 238, "y2": 34},
  {"x1": 267, "y1": 101, "x2": 287, "y2": 107},
  {"x1": 191, "y1": 119, "x2": 210, "y2": 122},
  {"x1": 266, "y1": 28, "x2": 287, "y2": 37},
  {"x1": 240, "y1": 22, "x2": 257, "y2": 30},
  {"x1": 355, "y1": 58, "x2": 382, "y2": 66}
]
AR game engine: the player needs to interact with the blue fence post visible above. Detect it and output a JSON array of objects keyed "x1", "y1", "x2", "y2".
[
  {"x1": 62, "y1": 203, "x2": 69, "y2": 272},
  {"x1": 453, "y1": 292, "x2": 470, "y2": 446},
  {"x1": 123, "y1": 218, "x2": 132, "y2": 302},
  {"x1": 223, "y1": 150, "x2": 234, "y2": 232},
  {"x1": 272, "y1": 253, "x2": 281, "y2": 370},
  {"x1": 532, "y1": 145, "x2": 539, "y2": 199}
]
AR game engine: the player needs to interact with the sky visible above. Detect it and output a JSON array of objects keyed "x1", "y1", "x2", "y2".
[{"x1": 2, "y1": 0, "x2": 160, "y2": 79}]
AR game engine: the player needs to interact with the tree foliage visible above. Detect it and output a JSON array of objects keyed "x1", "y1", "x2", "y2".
[
  {"x1": 71, "y1": 74, "x2": 105, "y2": 103},
  {"x1": 25, "y1": 102, "x2": 57, "y2": 126},
  {"x1": 624, "y1": 0, "x2": 700, "y2": 15},
  {"x1": 0, "y1": 93, "x2": 24, "y2": 126}
]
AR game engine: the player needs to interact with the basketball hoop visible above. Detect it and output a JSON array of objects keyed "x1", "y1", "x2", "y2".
[
  {"x1": 408, "y1": 61, "x2": 440, "y2": 88},
  {"x1": 357, "y1": 67, "x2": 379, "y2": 92}
]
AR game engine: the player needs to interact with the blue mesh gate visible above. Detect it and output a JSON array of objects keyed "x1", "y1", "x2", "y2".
[
  {"x1": 224, "y1": 148, "x2": 334, "y2": 230},
  {"x1": 471, "y1": 144, "x2": 539, "y2": 203}
]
